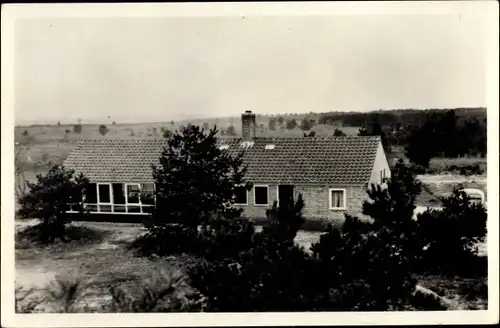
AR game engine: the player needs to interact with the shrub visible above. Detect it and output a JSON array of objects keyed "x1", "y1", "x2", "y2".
[
  {"x1": 130, "y1": 225, "x2": 199, "y2": 257},
  {"x1": 226, "y1": 125, "x2": 236, "y2": 136},
  {"x1": 268, "y1": 118, "x2": 277, "y2": 130},
  {"x1": 310, "y1": 225, "x2": 418, "y2": 311},
  {"x1": 73, "y1": 124, "x2": 82, "y2": 134},
  {"x1": 415, "y1": 187, "x2": 487, "y2": 276},
  {"x1": 333, "y1": 128, "x2": 346, "y2": 136},
  {"x1": 264, "y1": 195, "x2": 305, "y2": 245},
  {"x1": 300, "y1": 118, "x2": 313, "y2": 131},
  {"x1": 286, "y1": 119, "x2": 297, "y2": 130},
  {"x1": 98, "y1": 124, "x2": 108, "y2": 136},
  {"x1": 22, "y1": 130, "x2": 29, "y2": 137},
  {"x1": 17, "y1": 165, "x2": 89, "y2": 243},
  {"x1": 162, "y1": 129, "x2": 172, "y2": 138}
]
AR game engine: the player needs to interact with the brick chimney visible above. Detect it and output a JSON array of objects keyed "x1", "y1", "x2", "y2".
[{"x1": 241, "y1": 110, "x2": 256, "y2": 141}]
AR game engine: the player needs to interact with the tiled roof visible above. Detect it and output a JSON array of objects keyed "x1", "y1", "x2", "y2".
[{"x1": 64, "y1": 136, "x2": 381, "y2": 185}]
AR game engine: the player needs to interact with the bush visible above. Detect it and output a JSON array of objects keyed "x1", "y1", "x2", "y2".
[
  {"x1": 98, "y1": 124, "x2": 108, "y2": 136},
  {"x1": 17, "y1": 165, "x2": 90, "y2": 243},
  {"x1": 130, "y1": 225, "x2": 199, "y2": 257},
  {"x1": 286, "y1": 119, "x2": 297, "y2": 130},
  {"x1": 415, "y1": 187, "x2": 487, "y2": 276},
  {"x1": 226, "y1": 125, "x2": 236, "y2": 136},
  {"x1": 189, "y1": 194, "x2": 422, "y2": 312},
  {"x1": 333, "y1": 128, "x2": 346, "y2": 136},
  {"x1": 300, "y1": 118, "x2": 313, "y2": 131},
  {"x1": 73, "y1": 124, "x2": 82, "y2": 134}
]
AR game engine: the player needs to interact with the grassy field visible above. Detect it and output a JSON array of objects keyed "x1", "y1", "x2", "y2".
[{"x1": 15, "y1": 220, "x2": 487, "y2": 312}]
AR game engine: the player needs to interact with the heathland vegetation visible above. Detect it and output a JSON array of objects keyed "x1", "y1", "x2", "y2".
[{"x1": 15, "y1": 109, "x2": 488, "y2": 312}]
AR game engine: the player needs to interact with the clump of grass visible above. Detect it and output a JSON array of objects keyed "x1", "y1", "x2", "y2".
[{"x1": 16, "y1": 223, "x2": 111, "y2": 249}]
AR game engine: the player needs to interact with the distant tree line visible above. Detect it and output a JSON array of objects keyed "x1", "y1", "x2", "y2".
[
  {"x1": 318, "y1": 107, "x2": 486, "y2": 128},
  {"x1": 404, "y1": 110, "x2": 487, "y2": 167},
  {"x1": 318, "y1": 108, "x2": 486, "y2": 163}
]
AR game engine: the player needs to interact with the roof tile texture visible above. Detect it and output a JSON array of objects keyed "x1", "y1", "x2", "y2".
[{"x1": 64, "y1": 136, "x2": 381, "y2": 185}]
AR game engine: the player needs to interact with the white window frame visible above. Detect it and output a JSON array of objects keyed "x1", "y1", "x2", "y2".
[
  {"x1": 253, "y1": 184, "x2": 269, "y2": 206},
  {"x1": 125, "y1": 183, "x2": 143, "y2": 213},
  {"x1": 67, "y1": 182, "x2": 154, "y2": 215},
  {"x1": 329, "y1": 188, "x2": 347, "y2": 210},
  {"x1": 234, "y1": 185, "x2": 248, "y2": 206},
  {"x1": 97, "y1": 183, "x2": 113, "y2": 212}
]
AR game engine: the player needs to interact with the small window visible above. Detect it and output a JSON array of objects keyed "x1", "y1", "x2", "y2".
[
  {"x1": 254, "y1": 185, "x2": 269, "y2": 206},
  {"x1": 126, "y1": 184, "x2": 141, "y2": 204},
  {"x1": 329, "y1": 189, "x2": 346, "y2": 210},
  {"x1": 142, "y1": 183, "x2": 155, "y2": 205},
  {"x1": 235, "y1": 186, "x2": 248, "y2": 205},
  {"x1": 219, "y1": 144, "x2": 229, "y2": 150},
  {"x1": 265, "y1": 144, "x2": 275, "y2": 150}
]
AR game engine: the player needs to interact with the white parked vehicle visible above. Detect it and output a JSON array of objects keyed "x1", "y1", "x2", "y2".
[{"x1": 412, "y1": 188, "x2": 486, "y2": 220}]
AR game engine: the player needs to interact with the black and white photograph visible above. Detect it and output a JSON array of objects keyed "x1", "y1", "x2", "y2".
[{"x1": 1, "y1": 1, "x2": 498, "y2": 326}]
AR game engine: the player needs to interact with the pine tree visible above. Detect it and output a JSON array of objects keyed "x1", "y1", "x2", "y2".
[
  {"x1": 17, "y1": 165, "x2": 89, "y2": 242},
  {"x1": 148, "y1": 125, "x2": 252, "y2": 229}
]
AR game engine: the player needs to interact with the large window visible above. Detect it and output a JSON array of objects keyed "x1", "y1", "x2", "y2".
[
  {"x1": 254, "y1": 185, "x2": 269, "y2": 206},
  {"x1": 71, "y1": 182, "x2": 156, "y2": 215},
  {"x1": 97, "y1": 183, "x2": 112, "y2": 212},
  {"x1": 234, "y1": 186, "x2": 248, "y2": 205},
  {"x1": 329, "y1": 188, "x2": 346, "y2": 210}
]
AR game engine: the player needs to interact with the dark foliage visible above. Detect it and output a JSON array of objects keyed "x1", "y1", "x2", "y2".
[
  {"x1": 405, "y1": 110, "x2": 487, "y2": 167},
  {"x1": 17, "y1": 165, "x2": 90, "y2": 243},
  {"x1": 189, "y1": 194, "x2": 425, "y2": 311},
  {"x1": 147, "y1": 124, "x2": 251, "y2": 228},
  {"x1": 303, "y1": 131, "x2": 316, "y2": 137},
  {"x1": 415, "y1": 187, "x2": 487, "y2": 276},
  {"x1": 333, "y1": 128, "x2": 346, "y2": 136},
  {"x1": 22, "y1": 130, "x2": 29, "y2": 137},
  {"x1": 73, "y1": 124, "x2": 82, "y2": 134},
  {"x1": 358, "y1": 116, "x2": 391, "y2": 153},
  {"x1": 268, "y1": 118, "x2": 277, "y2": 131},
  {"x1": 162, "y1": 129, "x2": 172, "y2": 138},
  {"x1": 264, "y1": 195, "x2": 305, "y2": 245},
  {"x1": 226, "y1": 125, "x2": 237, "y2": 136},
  {"x1": 300, "y1": 118, "x2": 313, "y2": 131},
  {"x1": 277, "y1": 116, "x2": 284, "y2": 125},
  {"x1": 286, "y1": 119, "x2": 297, "y2": 130},
  {"x1": 98, "y1": 124, "x2": 108, "y2": 136}
]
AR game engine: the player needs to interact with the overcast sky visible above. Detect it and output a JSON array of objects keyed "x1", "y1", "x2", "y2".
[{"x1": 14, "y1": 13, "x2": 487, "y2": 124}]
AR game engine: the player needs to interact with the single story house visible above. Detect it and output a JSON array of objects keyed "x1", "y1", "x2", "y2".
[{"x1": 63, "y1": 111, "x2": 390, "y2": 225}]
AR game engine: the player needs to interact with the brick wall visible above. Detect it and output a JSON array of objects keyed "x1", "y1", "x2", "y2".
[{"x1": 238, "y1": 184, "x2": 369, "y2": 228}]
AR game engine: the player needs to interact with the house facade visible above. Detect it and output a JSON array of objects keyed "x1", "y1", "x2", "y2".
[{"x1": 63, "y1": 111, "x2": 390, "y2": 226}]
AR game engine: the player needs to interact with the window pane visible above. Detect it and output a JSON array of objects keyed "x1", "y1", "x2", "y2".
[
  {"x1": 331, "y1": 190, "x2": 344, "y2": 208},
  {"x1": 255, "y1": 186, "x2": 268, "y2": 205},
  {"x1": 98, "y1": 184, "x2": 111, "y2": 203},
  {"x1": 99, "y1": 205, "x2": 112, "y2": 212},
  {"x1": 84, "y1": 183, "x2": 98, "y2": 204},
  {"x1": 113, "y1": 205, "x2": 127, "y2": 213},
  {"x1": 141, "y1": 183, "x2": 155, "y2": 205},
  {"x1": 127, "y1": 184, "x2": 141, "y2": 204},
  {"x1": 127, "y1": 205, "x2": 141, "y2": 213},
  {"x1": 112, "y1": 184, "x2": 126, "y2": 204},
  {"x1": 235, "y1": 186, "x2": 247, "y2": 204},
  {"x1": 86, "y1": 204, "x2": 98, "y2": 212}
]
